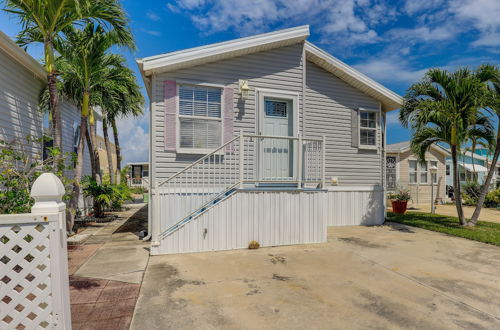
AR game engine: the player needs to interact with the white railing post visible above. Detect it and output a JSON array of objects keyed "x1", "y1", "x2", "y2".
[
  {"x1": 151, "y1": 181, "x2": 161, "y2": 253},
  {"x1": 30, "y1": 173, "x2": 71, "y2": 329},
  {"x1": 239, "y1": 129, "x2": 244, "y2": 188},
  {"x1": 322, "y1": 135, "x2": 326, "y2": 188},
  {"x1": 297, "y1": 134, "x2": 302, "y2": 188}
]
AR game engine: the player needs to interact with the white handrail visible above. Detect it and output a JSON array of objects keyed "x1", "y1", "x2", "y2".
[
  {"x1": 154, "y1": 134, "x2": 325, "y2": 237},
  {"x1": 158, "y1": 135, "x2": 239, "y2": 187}
]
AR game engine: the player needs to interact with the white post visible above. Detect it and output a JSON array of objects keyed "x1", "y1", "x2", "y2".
[
  {"x1": 239, "y1": 129, "x2": 244, "y2": 188},
  {"x1": 30, "y1": 173, "x2": 71, "y2": 329},
  {"x1": 322, "y1": 135, "x2": 326, "y2": 188},
  {"x1": 151, "y1": 181, "x2": 161, "y2": 253},
  {"x1": 431, "y1": 180, "x2": 435, "y2": 214},
  {"x1": 297, "y1": 134, "x2": 302, "y2": 189}
]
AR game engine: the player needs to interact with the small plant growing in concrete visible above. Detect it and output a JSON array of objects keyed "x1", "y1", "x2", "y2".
[{"x1": 248, "y1": 240, "x2": 260, "y2": 249}]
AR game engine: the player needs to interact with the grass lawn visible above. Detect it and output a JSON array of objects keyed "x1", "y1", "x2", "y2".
[{"x1": 387, "y1": 211, "x2": 500, "y2": 246}]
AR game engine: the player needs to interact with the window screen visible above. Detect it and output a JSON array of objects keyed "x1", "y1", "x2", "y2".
[
  {"x1": 178, "y1": 85, "x2": 222, "y2": 150},
  {"x1": 359, "y1": 111, "x2": 377, "y2": 146}
]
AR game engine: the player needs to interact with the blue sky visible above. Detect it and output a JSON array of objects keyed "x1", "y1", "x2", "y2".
[{"x1": 1, "y1": 0, "x2": 500, "y2": 164}]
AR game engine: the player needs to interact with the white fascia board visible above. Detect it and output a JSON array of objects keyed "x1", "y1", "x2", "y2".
[
  {"x1": 0, "y1": 30, "x2": 46, "y2": 81},
  {"x1": 138, "y1": 25, "x2": 310, "y2": 75},
  {"x1": 304, "y1": 41, "x2": 403, "y2": 112}
]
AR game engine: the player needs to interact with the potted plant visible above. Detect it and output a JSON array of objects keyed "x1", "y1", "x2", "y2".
[{"x1": 388, "y1": 187, "x2": 411, "y2": 214}]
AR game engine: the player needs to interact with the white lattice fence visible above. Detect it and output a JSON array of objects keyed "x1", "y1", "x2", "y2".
[{"x1": 0, "y1": 173, "x2": 71, "y2": 329}]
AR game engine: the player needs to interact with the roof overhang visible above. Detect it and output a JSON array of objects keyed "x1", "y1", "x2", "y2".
[
  {"x1": 137, "y1": 25, "x2": 310, "y2": 77},
  {"x1": 388, "y1": 143, "x2": 450, "y2": 156},
  {"x1": 460, "y1": 163, "x2": 488, "y2": 173},
  {"x1": 0, "y1": 30, "x2": 46, "y2": 81},
  {"x1": 304, "y1": 42, "x2": 402, "y2": 112}
]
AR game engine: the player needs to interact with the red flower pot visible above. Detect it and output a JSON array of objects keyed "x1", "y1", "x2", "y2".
[{"x1": 392, "y1": 200, "x2": 408, "y2": 214}]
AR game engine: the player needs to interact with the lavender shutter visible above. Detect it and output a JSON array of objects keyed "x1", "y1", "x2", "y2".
[
  {"x1": 164, "y1": 80, "x2": 177, "y2": 152},
  {"x1": 223, "y1": 86, "x2": 234, "y2": 151}
]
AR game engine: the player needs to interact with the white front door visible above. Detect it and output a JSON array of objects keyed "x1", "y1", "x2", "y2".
[{"x1": 260, "y1": 97, "x2": 295, "y2": 180}]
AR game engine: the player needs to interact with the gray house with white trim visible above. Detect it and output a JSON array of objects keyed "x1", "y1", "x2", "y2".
[{"x1": 137, "y1": 26, "x2": 403, "y2": 255}]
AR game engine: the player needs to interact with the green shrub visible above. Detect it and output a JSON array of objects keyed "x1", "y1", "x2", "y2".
[
  {"x1": 388, "y1": 187, "x2": 411, "y2": 202},
  {"x1": 0, "y1": 136, "x2": 73, "y2": 214},
  {"x1": 130, "y1": 186, "x2": 146, "y2": 194},
  {"x1": 82, "y1": 179, "x2": 132, "y2": 217},
  {"x1": 485, "y1": 189, "x2": 500, "y2": 208},
  {"x1": 462, "y1": 182, "x2": 481, "y2": 206}
]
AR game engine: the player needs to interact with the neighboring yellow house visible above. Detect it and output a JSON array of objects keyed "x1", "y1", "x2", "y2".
[
  {"x1": 96, "y1": 135, "x2": 118, "y2": 177},
  {"x1": 386, "y1": 142, "x2": 449, "y2": 205}
]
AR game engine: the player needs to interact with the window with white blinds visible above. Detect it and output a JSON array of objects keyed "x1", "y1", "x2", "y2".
[{"x1": 178, "y1": 85, "x2": 222, "y2": 150}]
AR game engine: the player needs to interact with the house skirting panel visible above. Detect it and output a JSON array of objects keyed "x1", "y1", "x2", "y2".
[
  {"x1": 153, "y1": 190, "x2": 328, "y2": 255},
  {"x1": 325, "y1": 186, "x2": 385, "y2": 226}
]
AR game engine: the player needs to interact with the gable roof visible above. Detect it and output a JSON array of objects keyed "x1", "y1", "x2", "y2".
[
  {"x1": 136, "y1": 25, "x2": 403, "y2": 111},
  {"x1": 0, "y1": 30, "x2": 46, "y2": 81},
  {"x1": 387, "y1": 141, "x2": 450, "y2": 156}
]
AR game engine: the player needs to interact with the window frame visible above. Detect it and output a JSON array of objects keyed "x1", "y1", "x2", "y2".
[
  {"x1": 358, "y1": 109, "x2": 378, "y2": 149},
  {"x1": 420, "y1": 161, "x2": 429, "y2": 184},
  {"x1": 430, "y1": 161, "x2": 438, "y2": 184},
  {"x1": 176, "y1": 83, "x2": 224, "y2": 154},
  {"x1": 408, "y1": 160, "x2": 418, "y2": 184}
]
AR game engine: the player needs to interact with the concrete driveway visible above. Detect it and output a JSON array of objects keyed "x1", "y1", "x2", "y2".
[{"x1": 131, "y1": 223, "x2": 500, "y2": 329}]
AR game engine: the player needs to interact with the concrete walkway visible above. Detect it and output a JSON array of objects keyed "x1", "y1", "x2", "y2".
[
  {"x1": 405, "y1": 204, "x2": 500, "y2": 223},
  {"x1": 131, "y1": 223, "x2": 500, "y2": 329},
  {"x1": 68, "y1": 204, "x2": 150, "y2": 329}
]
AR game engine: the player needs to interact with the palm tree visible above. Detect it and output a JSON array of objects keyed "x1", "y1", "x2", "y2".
[
  {"x1": 55, "y1": 22, "x2": 134, "y2": 232},
  {"x1": 3, "y1": 0, "x2": 132, "y2": 155},
  {"x1": 400, "y1": 68, "x2": 492, "y2": 225},
  {"x1": 93, "y1": 59, "x2": 144, "y2": 184},
  {"x1": 469, "y1": 65, "x2": 500, "y2": 224}
]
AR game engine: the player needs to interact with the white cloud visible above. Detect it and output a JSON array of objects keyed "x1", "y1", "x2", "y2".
[
  {"x1": 403, "y1": 0, "x2": 444, "y2": 15},
  {"x1": 170, "y1": 0, "x2": 387, "y2": 46},
  {"x1": 451, "y1": 0, "x2": 500, "y2": 47},
  {"x1": 353, "y1": 58, "x2": 428, "y2": 84},
  {"x1": 141, "y1": 29, "x2": 162, "y2": 36},
  {"x1": 386, "y1": 110, "x2": 401, "y2": 126},
  {"x1": 115, "y1": 107, "x2": 149, "y2": 164},
  {"x1": 146, "y1": 10, "x2": 161, "y2": 21}
]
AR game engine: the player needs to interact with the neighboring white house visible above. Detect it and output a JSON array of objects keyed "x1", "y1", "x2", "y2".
[
  {"x1": 127, "y1": 162, "x2": 149, "y2": 188},
  {"x1": 137, "y1": 25, "x2": 403, "y2": 255},
  {"x1": 0, "y1": 29, "x2": 92, "y2": 214},
  {"x1": 445, "y1": 150, "x2": 500, "y2": 191}
]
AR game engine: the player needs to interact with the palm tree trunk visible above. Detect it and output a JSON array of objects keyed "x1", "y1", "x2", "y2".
[
  {"x1": 44, "y1": 40, "x2": 62, "y2": 154},
  {"x1": 470, "y1": 129, "x2": 500, "y2": 224},
  {"x1": 85, "y1": 125, "x2": 97, "y2": 180},
  {"x1": 471, "y1": 141, "x2": 477, "y2": 183},
  {"x1": 103, "y1": 117, "x2": 115, "y2": 184},
  {"x1": 88, "y1": 109, "x2": 102, "y2": 184},
  {"x1": 68, "y1": 114, "x2": 88, "y2": 234},
  {"x1": 111, "y1": 118, "x2": 122, "y2": 184},
  {"x1": 452, "y1": 145, "x2": 466, "y2": 225}
]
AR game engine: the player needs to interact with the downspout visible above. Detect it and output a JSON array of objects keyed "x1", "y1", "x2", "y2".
[
  {"x1": 143, "y1": 73, "x2": 154, "y2": 242},
  {"x1": 380, "y1": 103, "x2": 386, "y2": 219},
  {"x1": 302, "y1": 42, "x2": 307, "y2": 137}
]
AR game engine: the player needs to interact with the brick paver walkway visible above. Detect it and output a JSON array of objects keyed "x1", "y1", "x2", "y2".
[{"x1": 67, "y1": 204, "x2": 148, "y2": 330}]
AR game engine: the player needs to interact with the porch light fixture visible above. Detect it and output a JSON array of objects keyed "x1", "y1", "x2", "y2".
[{"x1": 238, "y1": 79, "x2": 249, "y2": 99}]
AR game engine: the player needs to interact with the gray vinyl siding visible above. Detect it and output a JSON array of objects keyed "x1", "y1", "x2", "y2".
[
  {"x1": 60, "y1": 100, "x2": 92, "y2": 178},
  {"x1": 152, "y1": 43, "x2": 304, "y2": 181},
  {"x1": 305, "y1": 61, "x2": 382, "y2": 186},
  {"x1": 0, "y1": 48, "x2": 44, "y2": 159},
  {"x1": 150, "y1": 43, "x2": 383, "y2": 186}
]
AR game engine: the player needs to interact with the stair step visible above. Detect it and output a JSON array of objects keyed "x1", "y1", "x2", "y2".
[{"x1": 160, "y1": 187, "x2": 237, "y2": 238}]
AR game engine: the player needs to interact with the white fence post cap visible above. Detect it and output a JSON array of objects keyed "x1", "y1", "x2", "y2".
[{"x1": 31, "y1": 173, "x2": 65, "y2": 203}]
